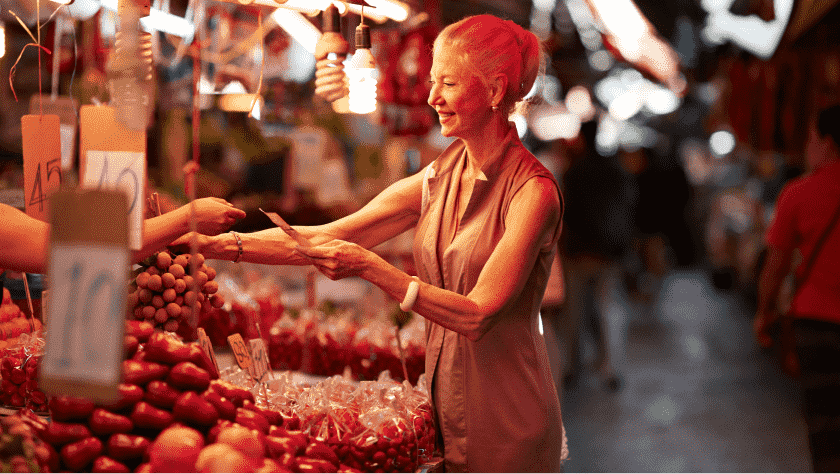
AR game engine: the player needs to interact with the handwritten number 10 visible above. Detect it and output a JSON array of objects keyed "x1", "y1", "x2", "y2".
[
  {"x1": 57, "y1": 261, "x2": 119, "y2": 369},
  {"x1": 95, "y1": 154, "x2": 139, "y2": 214}
]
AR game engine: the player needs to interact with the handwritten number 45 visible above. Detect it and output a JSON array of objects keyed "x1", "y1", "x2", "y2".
[{"x1": 29, "y1": 159, "x2": 62, "y2": 212}]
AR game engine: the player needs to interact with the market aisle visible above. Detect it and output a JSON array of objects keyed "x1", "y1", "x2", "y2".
[{"x1": 559, "y1": 269, "x2": 811, "y2": 472}]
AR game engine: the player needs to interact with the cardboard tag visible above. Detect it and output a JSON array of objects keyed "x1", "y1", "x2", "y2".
[
  {"x1": 248, "y1": 338, "x2": 270, "y2": 383},
  {"x1": 227, "y1": 333, "x2": 252, "y2": 370},
  {"x1": 40, "y1": 188, "x2": 128, "y2": 405},
  {"x1": 81, "y1": 151, "x2": 146, "y2": 250},
  {"x1": 79, "y1": 105, "x2": 146, "y2": 250},
  {"x1": 197, "y1": 327, "x2": 220, "y2": 377},
  {"x1": 22, "y1": 115, "x2": 63, "y2": 221},
  {"x1": 29, "y1": 96, "x2": 78, "y2": 170}
]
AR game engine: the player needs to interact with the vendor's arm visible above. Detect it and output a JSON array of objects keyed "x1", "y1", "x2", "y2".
[
  {"x1": 0, "y1": 204, "x2": 49, "y2": 274},
  {"x1": 136, "y1": 197, "x2": 246, "y2": 262},
  {"x1": 180, "y1": 168, "x2": 425, "y2": 264},
  {"x1": 299, "y1": 177, "x2": 561, "y2": 342}
]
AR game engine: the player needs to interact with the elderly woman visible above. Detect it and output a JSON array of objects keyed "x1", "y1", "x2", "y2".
[{"x1": 177, "y1": 14, "x2": 565, "y2": 472}]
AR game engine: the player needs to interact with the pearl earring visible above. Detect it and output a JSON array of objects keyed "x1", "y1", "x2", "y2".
[{"x1": 492, "y1": 105, "x2": 499, "y2": 112}]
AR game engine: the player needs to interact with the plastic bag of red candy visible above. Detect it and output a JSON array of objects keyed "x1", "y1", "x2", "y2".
[
  {"x1": 0, "y1": 333, "x2": 48, "y2": 413},
  {"x1": 268, "y1": 312, "x2": 304, "y2": 371}
]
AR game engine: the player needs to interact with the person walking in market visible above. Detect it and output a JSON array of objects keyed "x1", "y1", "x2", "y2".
[
  {"x1": 173, "y1": 14, "x2": 566, "y2": 472},
  {"x1": 754, "y1": 105, "x2": 840, "y2": 473}
]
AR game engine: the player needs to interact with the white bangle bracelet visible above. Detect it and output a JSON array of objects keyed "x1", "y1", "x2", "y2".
[{"x1": 400, "y1": 277, "x2": 421, "y2": 312}]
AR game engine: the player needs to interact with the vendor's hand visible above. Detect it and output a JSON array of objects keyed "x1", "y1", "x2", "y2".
[
  {"x1": 294, "y1": 240, "x2": 372, "y2": 280},
  {"x1": 179, "y1": 198, "x2": 246, "y2": 235},
  {"x1": 168, "y1": 232, "x2": 215, "y2": 258},
  {"x1": 753, "y1": 311, "x2": 777, "y2": 349}
]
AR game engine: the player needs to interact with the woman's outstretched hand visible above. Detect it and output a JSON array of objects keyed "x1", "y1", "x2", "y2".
[
  {"x1": 294, "y1": 240, "x2": 373, "y2": 280},
  {"x1": 181, "y1": 198, "x2": 247, "y2": 235},
  {"x1": 168, "y1": 232, "x2": 216, "y2": 257}
]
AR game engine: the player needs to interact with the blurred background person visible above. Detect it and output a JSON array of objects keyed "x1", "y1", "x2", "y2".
[
  {"x1": 559, "y1": 120, "x2": 638, "y2": 391},
  {"x1": 754, "y1": 105, "x2": 840, "y2": 473}
]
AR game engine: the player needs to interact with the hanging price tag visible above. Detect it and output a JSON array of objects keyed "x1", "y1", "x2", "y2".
[
  {"x1": 40, "y1": 188, "x2": 129, "y2": 405},
  {"x1": 248, "y1": 338, "x2": 270, "y2": 383},
  {"x1": 227, "y1": 333, "x2": 252, "y2": 370},
  {"x1": 197, "y1": 327, "x2": 220, "y2": 377},
  {"x1": 29, "y1": 96, "x2": 79, "y2": 170},
  {"x1": 79, "y1": 105, "x2": 146, "y2": 250},
  {"x1": 22, "y1": 115, "x2": 63, "y2": 221},
  {"x1": 81, "y1": 150, "x2": 145, "y2": 250}
]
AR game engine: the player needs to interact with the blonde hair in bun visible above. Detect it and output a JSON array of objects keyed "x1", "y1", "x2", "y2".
[{"x1": 434, "y1": 14, "x2": 544, "y2": 116}]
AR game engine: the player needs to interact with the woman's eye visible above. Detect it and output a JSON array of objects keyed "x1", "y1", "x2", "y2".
[{"x1": 444, "y1": 82, "x2": 455, "y2": 87}]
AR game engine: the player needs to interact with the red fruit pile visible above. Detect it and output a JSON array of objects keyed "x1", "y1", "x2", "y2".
[
  {"x1": 0, "y1": 288, "x2": 42, "y2": 351},
  {"x1": 128, "y1": 252, "x2": 224, "y2": 334}
]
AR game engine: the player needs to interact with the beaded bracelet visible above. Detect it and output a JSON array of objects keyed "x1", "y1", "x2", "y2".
[{"x1": 229, "y1": 231, "x2": 243, "y2": 263}]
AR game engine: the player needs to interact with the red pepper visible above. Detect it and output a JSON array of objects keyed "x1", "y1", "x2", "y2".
[
  {"x1": 235, "y1": 407, "x2": 269, "y2": 434},
  {"x1": 89, "y1": 408, "x2": 134, "y2": 437},
  {"x1": 91, "y1": 455, "x2": 130, "y2": 473},
  {"x1": 100, "y1": 384, "x2": 145, "y2": 412},
  {"x1": 61, "y1": 436, "x2": 104, "y2": 472},
  {"x1": 209, "y1": 380, "x2": 254, "y2": 407},
  {"x1": 202, "y1": 390, "x2": 236, "y2": 421},
  {"x1": 106, "y1": 433, "x2": 151, "y2": 461},
  {"x1": 122, "y1": 360, "x2": 169, "y2": 387},
  {"x1": 40, "y1": 420, "x2": 92, "y2": 446},
  {"x1": 265, "y1": 435, "x2": 307, "y2": 458},
  {"x1": 125, "y1": 321, "x2": 154, "y2": 343},
  {"x1": 9, "y1": 367, "x2": 26, "y2": 385},
  {"x1": 172, "y1": 391, "x2": 219, "y2": 427},
  {"x1": 294, "y1": 457, "x2": 338, "y2": 473},
  {"x1": 124, "y1": 335, "x2": 139, "y2": 360},
  {"x1": 188, "y1": 343, "x2": 219, "y2": 379},
  {"x1": 206, "y1": 419, "x2": 236, "y2": 444},
  {"x1": 305, "y1": 441, "x2": 340, "y2": 467},
  {"x1": 130, "y1": 402, "x2": 174, "y2": 431},
  {"x1": 144, "y1": 380, "x2": 182, "y2": 410},
  {"x1": 144, "y1": 331, "x2": 193, "y2": 366},
  {"x1": 49, "y1": 395, "x2": 95, "y2": 422},
  {"x1": 167, "y1": 362, "x2": 211, "y2": 392}
]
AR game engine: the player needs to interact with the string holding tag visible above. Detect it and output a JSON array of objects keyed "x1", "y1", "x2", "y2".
[{"x1": 248, "y1": 12, "x2": 264, "y2": 119}]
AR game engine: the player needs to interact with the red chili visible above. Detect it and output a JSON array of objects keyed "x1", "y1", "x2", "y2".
[
  {"x1": 89, "y1": 408, "x2": 134, "y2": 437},
  {"x1": 144, "y1": 380, "x2": 182, "y2": 410},
  {"x1": 61, "y1": 436, "x2": 104, "y2": 472},
  {"x1": 130, "y1": 402, "x2": 174, "y2": 431},
  {"x1": 91, "y1": 455, "x2": 130, "y2": 473},
  {"x1": 49, "y1": 395, "x2": 95, "y2": 422},
  {"x1": 122, "y1": 360, "x2": 169, "y2": 387},
  {"x1": 106, "y1": 433, "x2": 151, "y2": 461},
  {"x1": 172, "y1": 391, "x2": 219, "y2": 427},
  {"x1": 167, "y1": 362, "x2": 211, "y2": 392}
]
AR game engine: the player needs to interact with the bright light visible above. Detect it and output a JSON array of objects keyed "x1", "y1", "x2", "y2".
[
  {"x1": 50, "y1": 0, "x2": 74, "y2": 4},
  {"x1": 565, "y1": 86, "x2": 595, "y2": 121},
  {"x1": 709, "y1": 130, "x2": 736, "y2": 157},
  {"x1": 589, "y1": 0, "x2": 647, "y2": 60},
  {"x1": 347, "y1": 50, "x2": 377, "y2": 114},
  {"x1": 271, "y1": 8, "x2": 321, "y2": 55},
  {"x1": 645, "y1": 87, "x2": 681, "y2": 115},
  {"x1": 140, "y1": 7, "x2": 194, "y2": 40},
  {"x1": 218, "y1": 93, "x2": 263, "y2": 114},
  {"x1": 66, "y1": 0, "x2": 101, "y2": 20},
  {"x1": 608, "y1": 90, "x2": 643, "y2": 121},
  {"x1": 596, "y1": 115, "x2": 621, "y2": 156},
  {"x1": 513, "y1": 114, "x2": 528, "y2": 139},
  {"x1": 700, "y1": 0, "x2": 794, "y2": 59},
  {"x1": 531, "y1": 106, "x2": 582, "y2": 141},
  {"x1": 0, "y1": 22, "x2": 5, "y2": 60},
  {"x1": 365, "y1": 0, "x2": 409, "y2": 22},
  {"x1": 220, "y1": 81, "x2": 248, "y2": 94},
  {"x1": 588, "y1": 50, "x2": 613, "y2": 71}
]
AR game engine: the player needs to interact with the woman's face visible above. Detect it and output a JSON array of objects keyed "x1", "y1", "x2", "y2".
[{"x1": 428, "y1": 45, "x2": 493, "y2": 140}]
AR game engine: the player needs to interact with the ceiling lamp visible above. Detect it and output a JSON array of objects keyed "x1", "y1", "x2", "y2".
[
  {"x1": 314, "y1": 4, "x2": 349, "y2": 103},
  {"x1": 347, "y1": 9, "x2": 377, "y2": 114}
]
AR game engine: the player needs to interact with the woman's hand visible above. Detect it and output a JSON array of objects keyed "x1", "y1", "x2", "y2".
[
  {"x1": 294, "y1": 240, "x2": 375, "y2": 280},
  {"x1": 168, "y1": 232, "x2": 217, "y2": 258},
  {"x1": 180, "y1": 198, "x2": 247, "y2": 235}
]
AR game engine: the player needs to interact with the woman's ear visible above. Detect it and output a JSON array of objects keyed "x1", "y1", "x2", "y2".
[{"x1": 489, "y1": 73, "x2": 508, "y2": 108}]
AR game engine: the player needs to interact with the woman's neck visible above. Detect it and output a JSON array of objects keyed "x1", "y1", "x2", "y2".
[{"x1": 462, "y1": 117, "x2": 513, "y2": 172}]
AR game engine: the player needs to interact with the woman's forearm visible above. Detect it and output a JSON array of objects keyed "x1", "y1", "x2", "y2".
[
  {"x1": 133, "y1": 208, "x2": 190, "y2": 263},
  {"x1": 362, "y1": 256, "x2": 490, "y2": 341}
]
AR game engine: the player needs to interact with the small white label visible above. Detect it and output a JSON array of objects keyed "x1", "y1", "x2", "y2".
[
  {"x1": 59, "y1": 124, "x2": 76, "y2": 170},
  {"x1": 42, "y1": 244, "x2": 128, "y2": 387},
  {"x1": 83, "y1": 151, "x2": 145, "y2": 250}
]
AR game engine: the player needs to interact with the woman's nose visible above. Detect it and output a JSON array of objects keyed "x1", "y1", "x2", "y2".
[{"x1": 428, "y1": 85, "x2": 442, "y2": 106}]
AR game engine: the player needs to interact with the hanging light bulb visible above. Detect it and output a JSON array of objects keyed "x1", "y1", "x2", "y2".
[
  {"x1": 347, "y1": 11, "x2": 377, "y2": 114},
  {"x1": 0, "y1": 21, "x2": 5, "y2": 60},
  {"x1": 314, "y1": 4, "x2": 349, "y2": 103}
]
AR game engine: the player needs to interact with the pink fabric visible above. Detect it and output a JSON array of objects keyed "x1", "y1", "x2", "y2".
[
  {"x1": 766, "y1": 160, "x2": 840, "y2": 323},
  {"x1": 413, "y1": 128, "x2": 564, "y2": 472}
]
